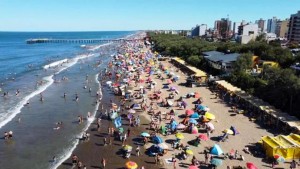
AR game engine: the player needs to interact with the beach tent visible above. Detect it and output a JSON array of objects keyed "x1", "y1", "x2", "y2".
[
  {"x1": 230, "y1": 126, "x2": 240, "y2": 135},
  {"x1": 152, "y1": 136, "x2": 163, "y2": 144},
  {"x1": 206, "y1": 122, "x2": 215, "y2": 130},
  {"x1": 210, "y1": 144, "x2": 223, "y2": 155}
]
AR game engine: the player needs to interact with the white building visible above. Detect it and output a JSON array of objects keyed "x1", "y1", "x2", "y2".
[
  {"x1": 237, "y1": 23, "x2": 259, "y2": 44},
  {"x1": 191, "y1": 24, "x2": 207, "y2": 37}
]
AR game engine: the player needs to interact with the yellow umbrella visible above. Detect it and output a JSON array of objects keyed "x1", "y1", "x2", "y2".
[
  {"x1": 205, "y1": 112, "x2": 216, "y2": 120},
  {"x1": 125, "y1": 161, "x2": 138, "y2": 169},
  {"x1": 123, "y1": 145, "x2": 133, "y2": 151},
  {"x1": 175, "y1": 133, "x2": 185, "y2": 139},
  {"x1": 223, "y1": 129, "x2": 234, "y2": 135},
  {"x1": 186, "y1": 149, "x2": 193, "y2": 155}
]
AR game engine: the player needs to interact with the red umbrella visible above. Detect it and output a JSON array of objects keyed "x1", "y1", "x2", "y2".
[
  {"x1": 185, "y1": 109, "x2": 194, "y2": 116},
  {"x1": 246, "y1": 162, "x2": 258, "y2": 169},
  {"x1": 167, "y1": 79, "x2": 172, "y2": 84},
  {"x1": 189, "y1": 165, "x2": 198, "y2": 169},
  {"x1": 273, "y1": 154, "x2": 281, "y2": 159},
  {"x1": 198, "y1": 134, "x2": 209, "y2": 141}
]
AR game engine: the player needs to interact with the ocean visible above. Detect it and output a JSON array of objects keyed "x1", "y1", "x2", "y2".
[{"x1": 0, "y1": 31, "x2": 135, "y2": 169}]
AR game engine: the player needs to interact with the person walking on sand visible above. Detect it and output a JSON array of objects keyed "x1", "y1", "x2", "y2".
[
  {"x1": 127, "y1": 128, "x2": 131, "y2": 137},
  {"x1": 103, "y1": 137, "x2": 107, "y2": 146},
  {"x1": 136, "y1": 146, "x2": 140, "y2": 156},
  {"x1": 101, "y1": 158, "x2": 106, "y2": 168}
]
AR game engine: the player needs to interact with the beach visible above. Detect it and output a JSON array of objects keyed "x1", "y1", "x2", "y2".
[{"x1": 56, "y1": 34, "x2": 298, "y2": 169}]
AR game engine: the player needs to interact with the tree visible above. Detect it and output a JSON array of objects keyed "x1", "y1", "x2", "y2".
[
  {"x1": 234, "y1": 53, "x2": 253, "y2": 72},
  {"x1": 187, "y1": 55, "x2": 202, "y2": 67}
]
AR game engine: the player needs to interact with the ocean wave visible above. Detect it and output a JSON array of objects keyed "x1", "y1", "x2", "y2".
[
  {"x1": 87, "y1": 42, "x2": 113, "y2": 51},
  {"x1": 43, "y1": 59, "x2": 68, "y2": 69},
  {"x1": 51, "y1": 73, "x2": 102, "y2": 169},
  {"x1": 0, "y1": 75, "x2": 54, "y2": 129}
]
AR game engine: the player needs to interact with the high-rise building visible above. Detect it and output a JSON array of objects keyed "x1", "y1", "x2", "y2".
[
  {"x1": 275, "y1": 19, "x2": 289, "y2": 38},
  {"x1": 255, "y1": 18, "x2": 265, "y2": 32},
  {"x1": 214, "y1": 18, "x2": 232, "y2": 39},
  {"x1": 288, "y1": 11, "x2": 300, "y2": 42},
  {"x1": 237, "y1": 23, "x2": 259, "y2": 44},
  {"x1": 191, "y1": 24, "x2": 207, "y2": 37},
  {"x1": 267, "y1": 17, "x2": 278, "y2": 33}
]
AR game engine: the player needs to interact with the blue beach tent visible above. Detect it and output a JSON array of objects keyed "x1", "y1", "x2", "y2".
[{"x1": 210, "y1": 144, "x2": 223, "y2": 155}]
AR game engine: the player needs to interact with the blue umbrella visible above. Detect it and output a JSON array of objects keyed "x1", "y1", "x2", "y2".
[
  {"x1": 190, "y1": 113, "x2": 200, "y2": 119},
  {"x1": 189, "y1": 118, "x2": 198, "y2": 124},
  {"x1": 196, "y1": 104, "x2": 205, "y2": 111},
  {"x1": 152, "y1": 136, "x2": 163, "y2": 144},
  {"x1": 210, "y1": 144, "x2": 223, "y2": 155},
  {"x1": 210, "y1": 158, "x2": 223, "y2": 166},
  {"x1": 141, "y1": 132, "x2": 150, "y2": 137}
]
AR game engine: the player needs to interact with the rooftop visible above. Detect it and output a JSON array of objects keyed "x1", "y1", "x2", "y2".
[{"x1": 203, "y1": 51, "x2": 240, "y2": 63}]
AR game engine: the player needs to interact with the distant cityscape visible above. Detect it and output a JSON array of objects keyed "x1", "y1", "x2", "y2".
[{"x1": 154, "y1": 10, "x2": 300, "y2": 45}]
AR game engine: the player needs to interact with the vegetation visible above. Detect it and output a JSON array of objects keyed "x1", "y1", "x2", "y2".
[{"x1": 149, "y1": 32, "x2": 300, "y2": 118}]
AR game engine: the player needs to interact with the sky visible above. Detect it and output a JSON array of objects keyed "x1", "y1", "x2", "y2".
[{"x1": 0, "y1": 0, "x2": 299, "y2": 31}]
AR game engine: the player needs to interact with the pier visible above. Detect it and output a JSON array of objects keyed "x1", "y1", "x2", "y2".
[{"x1": 26, "y1": 38, "x2": 143, "y2": 44}]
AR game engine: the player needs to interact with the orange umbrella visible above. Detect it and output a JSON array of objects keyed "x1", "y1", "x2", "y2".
[{"x1": 126, "y1": 161, "x2": 138, "y2": 169}]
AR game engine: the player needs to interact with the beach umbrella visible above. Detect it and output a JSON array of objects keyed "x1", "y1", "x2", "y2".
[
  {"x1": 246, "y1": 162, "x2": 258, "y2": 169},
  {"x1": 167, "y1": 100, "x2": 173, "y2": 106},
  {"x1": 198, "y1": 134, "x2": 209, "y2": 141},
  {"x1": 158, "y1": 142, "x2": 169, "y2": 149},
  {"x1": 205, "y1": 112, "x2": 215, "y2": 120},
  {"x1": 176, "y1": 123, "x2": 186, "y2": 130},
  {"x1": 128, "y1": 109, "x2": 136, "y2": 114},
  {"x1": 123, "y1": 145, "x2": 133, "y2": 151},
  {"x1": 152, "y1": 136, "x2": 163, "y2": 144},
  {"x1": 196, "y1": 104, "x2": 205, "y2": 111},
  {"x1": 166, "y1": 79, "x2": 172, "y2": 84},
  {"x1": 140, "y1": 132, "x2": 150, "y2": 137},
  {"x1": 190, "y1": 113, "x2": 200, "y2": 119},
  {"x1": 223, "y1": 129, "x2": 234, "y2": 135},
  {"x1": 170, "y1": 86, "x2": 176, "y2": 91},
  {"x1": 194, "y1": 92, "x2": 200, "y2": 98},
  {"x1": 188, "y1": 165, "x2": 198, "y2": 169},
  {"x1": 206, "y1": 122, "x2": 215, "y2": 130},
  {"x1": 125, "y1": 161, "x2": 138, "y2": 169},
  {"x1": 175, "y1": 133, "x2": 185, "y2": 140},
  {"x1": 276, "y1": 156, "x2": 285, "y2": 163},
  {"x1": 185, "y1": 109, "x2": 194, "y2": 116},
  {"x1": 186, "y1": 149, "x2": 193, "y2": 155},
  {"x1": 191, "y1": 126, "x2": 198, "y2": 134},
  {"x1": 210, "y1": 144, "x2": 223, "y2": 155},
  {"x1": 230, "y1": 126, "x2": 240, "y2": 135},
  {"x1": 170, "y1": 72, "x2": 175, "y2": 75},
  {"x1": 189, "y1": 118, "x2": 198, "y2": 124},
  {"x1": 210, "y1": 158, "x2": 223, "y2": 166}
]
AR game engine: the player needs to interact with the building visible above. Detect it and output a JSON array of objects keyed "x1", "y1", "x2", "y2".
[
  {"x1": 203, "y1": 51, "x2": 240, "y2": 72},
  {"x1": 264, "y1": 33, "x2": 277, "y2": 42},
  {"x1": 236, "y1": 23, "x2": 259, "y2": 44},
  {"x1": 267, "y1": 17, "x2": 278, "y2": 33},
  {"x1": 288, "y1": 11, "x2": 300, "y2": 42},
  {"x1": 255, "y1": 18, "x2": 266, "y2": 33},
  {"x1": 214, "y1": 18, "x2": 232, "y2": 39},
  {"x1": 275, "y1": 19, "x2": 289, "y2": 38},
  {"x1": 191, "y1": 24, "x2": 207, "y2": 37},
  {"x1": 233, "y1": 20, "x2": 247, "y2": 39}
]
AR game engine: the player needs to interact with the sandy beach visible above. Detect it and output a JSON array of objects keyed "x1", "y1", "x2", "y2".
[{"x1": 58, "y1": 34, "x2": 296, "y2": 169}]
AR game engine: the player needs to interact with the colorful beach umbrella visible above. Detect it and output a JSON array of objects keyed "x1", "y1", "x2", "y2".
[
  {"x1": 246, "y1": 162, "x2": 258, "y2": 169},
  {"x1": 210, "y1": 158, "x2": 223, "y2": 166},
  {"x1": 186, "y1": 149, "x2": 193, "y2": 155},
  {"x1": 191, "y1": 126, "x2": 198, "y2": 134},
  {"x1": 189, "y1": 118, "x2": 198, "y2": 124},
  {"x1": 190, "y1": 113, "x2": 200, "y2": 119},
  {"x1": 176, "y1": 123, "x2": 186, "y2": 130},
  {"x1": 198, "y1": 134, "x2": 209, "y2": 141},
  {"x1": 210, "y1": 144, "x2": 223, "y2": 155},
  {"x1": 276, "y1": 156, "x2": 285, "y2": 163},
  {"x1": 166, "y1": 79, "x2": 172, "y2": 84},
  {"x1": 188, "y1": 165, "x2": 198, "y2": 169},
  {"x1": 157, "y1": 142, "x2": 169, "y2": 149},
  {"x1": 223, "y1": 129, "x2": 234, "y2": 135},
  {"x1": 140, "y1": 132, "x2": 150, "y2": 137},
  {"x1": 205, "y1": 112, "x2": 215, "y2": 120},
  {"x1": 185, "y1": 109, "x2": 194, "y2": 116},
  {"x1": 125, "y1": 161, "x2": 138, "y2": 169},
  {"x1": 128, "y1": 109, "x2": 136, "y2": 114},
  {"x1": 123, "y1": 145, "x2": 133, "y2": 151},
  {"x1": 175, "y1": 133, "x2": 185, "y2": 139},
  {"x1": 206, "y1": 122, "x2": 215, "y2": 130},
  {"x1": 152, "y1": 136, "x2": 163, "y2": 144}
]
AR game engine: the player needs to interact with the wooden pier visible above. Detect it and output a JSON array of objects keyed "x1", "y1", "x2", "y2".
[{"x1": 26, "y1": 38, "x2": 142, "y2": 44}]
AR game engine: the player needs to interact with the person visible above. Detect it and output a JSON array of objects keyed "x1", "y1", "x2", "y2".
[
  {"x1": 136, "y1": 146, "x2": 140, "y2": 156},
  {"x1": 63, "y1": 92, "x2": 67, "y2": 98},
  {"x1": 127, "y1": 128, "x2": 131, "y2": 137},
  {"x1": 103, "y1": 137, "x2": 107, "y2": 146},
  {"x1": 172, "y1": 157, "x2": 177, "y2": 169},
  {"x1": 204, "y1": 150, "x2": 209, "y2": 164},
  {"x1": 72, "y1": 154, "x2": 78, "y2": 166},
  {"x1": 290, "y1": 160, "x2": 297, "y2": 169},
  {"x1": 77, "y1": 161, "x2": 83, "y2": 169},
  {"x1": 234, "y1": 150, "x2": 238, "y2": 159},
  {"x1": 101, "y1": 158, "x2": 106, "y2": 168},
  {"x1": 4, "y1": 132, "x2": 8, "y2": 140}
]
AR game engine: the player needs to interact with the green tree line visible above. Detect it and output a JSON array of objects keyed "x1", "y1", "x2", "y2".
[{"x1": 149, "y1": 33, "x2": 300, "y2": 118}]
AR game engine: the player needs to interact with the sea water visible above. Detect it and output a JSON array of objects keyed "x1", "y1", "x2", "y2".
[{"x1": 0, "y1": 31, "x2": 135, "y2": 169}]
